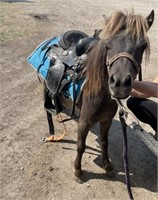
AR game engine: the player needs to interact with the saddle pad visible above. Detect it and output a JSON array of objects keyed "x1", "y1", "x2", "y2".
[
  {"x1": 64, "y1": 79, "x2": 85, "y2": 101},
  {"x1": 27, "y1": 37, "x2": 59, "y2": 79}
]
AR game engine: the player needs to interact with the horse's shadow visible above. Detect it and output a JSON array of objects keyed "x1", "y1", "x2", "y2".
[{"x1": 61, "y1": 119, "x2": 157, "y2": 193}]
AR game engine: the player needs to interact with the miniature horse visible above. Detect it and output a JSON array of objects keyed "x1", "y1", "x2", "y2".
[{"x1": 44, "y1": 10, "x2": 154, "y2": 179}]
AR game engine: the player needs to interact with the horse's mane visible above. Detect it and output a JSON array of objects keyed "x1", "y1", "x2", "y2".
[
  {"x1": 83, "y1": 41, "x2": 108, "y2": 96},
  {"x1": 83, "y1": 10, "x2": 150, "y2": 96}
]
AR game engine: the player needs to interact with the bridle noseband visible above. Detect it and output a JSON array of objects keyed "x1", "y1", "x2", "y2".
[{"x1": 106, "y1": 52, "x2": 140, "y2": 75}]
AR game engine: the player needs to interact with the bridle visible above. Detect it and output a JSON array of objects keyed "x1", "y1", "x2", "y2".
[{"x1": 106, "y1": 52, "x2": 142, "y2": 81}]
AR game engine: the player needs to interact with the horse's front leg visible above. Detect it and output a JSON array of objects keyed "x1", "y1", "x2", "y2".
[
  {"x1": 74, "y1": 119, "x2": 90, "y2": 179},
  {"x1": 100, "y1": 119, "x2": 114, "y2": 176}
]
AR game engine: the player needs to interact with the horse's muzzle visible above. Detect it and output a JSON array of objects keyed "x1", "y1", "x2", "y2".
[{"x1": 108, "y1": 74, "x2": 132, "y2": 99}]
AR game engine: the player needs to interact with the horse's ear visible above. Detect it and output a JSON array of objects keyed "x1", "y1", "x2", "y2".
[{"x1": 146, "y1": 10, "x2": 154, "y2": 29}]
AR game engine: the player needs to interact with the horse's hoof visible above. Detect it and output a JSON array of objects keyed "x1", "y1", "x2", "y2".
[
  {"x1": 103, "y1": 162, "x2": 115, "y2": 177},
  {"x1": 75, "y1": 169, "x2": 83, "y2": 178},
  {"x1": 75, "y1": 169, "x2": 85, "y2": 183},
  {"x1": 104, "y1": 162, "x2": 113, "y2": 171},
  {"x1": 106, "y1": 169, "x2": 115, "y2": 178},
  {"x1": 75, "y1": 176, "x2": 84, "y2": 184}
]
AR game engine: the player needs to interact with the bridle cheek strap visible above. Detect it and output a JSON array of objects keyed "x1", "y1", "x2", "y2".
[{"x1": 106, "y1": 52, "x2": 142, "y2": 80}]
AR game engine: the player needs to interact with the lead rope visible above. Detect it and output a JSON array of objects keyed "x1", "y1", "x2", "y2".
[{"x1": 113, "y1": 98, "x2": 134, "y2": 200}]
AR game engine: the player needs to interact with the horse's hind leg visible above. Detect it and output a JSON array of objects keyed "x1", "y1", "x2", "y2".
[
  {"x1": 46, "y1": 111, "x2": 54, "y2": 135},
  {"x1": 74, "y1": 120, "x2": 90, "y2": 179},
  {"x1": 100, "y1": 119, "x2": 114, "y2": 176},
  {"x1": 43, "y1": 84, "x2": 55, "y2": 135}
]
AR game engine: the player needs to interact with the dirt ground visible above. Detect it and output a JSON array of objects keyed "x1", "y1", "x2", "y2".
[{"x1": 0, "y1": 0, "x2": 158, "y2": 200}]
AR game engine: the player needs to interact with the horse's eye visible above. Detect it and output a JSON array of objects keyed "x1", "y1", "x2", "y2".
[{"x1": 142, "y1": 42, "x2": 147, "y2": 49}]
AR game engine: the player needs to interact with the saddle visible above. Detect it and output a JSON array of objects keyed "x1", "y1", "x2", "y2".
[{"x1": 44, "y1": 30, "x2": 99, "y2": 115}]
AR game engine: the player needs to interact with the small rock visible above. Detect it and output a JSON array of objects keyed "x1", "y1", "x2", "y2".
[
  {"x1": 0, "y1": 136, "x2": 7, "y2": 142},
  {"x1": 16, "y1": 131, "x2": 21, "y2": 135},
  {"x1": 48, "y1": 166, "x2": 54, "y2": 171},
  {"x1": 32, "y1": 171, "x2": 38, "y2": 176},
  {"x1": 40, "y1": 174, "x2": 44, "y2": 178}
]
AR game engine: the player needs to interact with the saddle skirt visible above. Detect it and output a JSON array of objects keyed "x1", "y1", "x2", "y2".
[{"x1": 27, "y1": 37, "x2": 59, "y2": 79}]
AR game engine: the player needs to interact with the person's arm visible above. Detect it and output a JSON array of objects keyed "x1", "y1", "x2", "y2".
[{"x1": 130, "y1": 76, "x2": 158, "y2": 98}]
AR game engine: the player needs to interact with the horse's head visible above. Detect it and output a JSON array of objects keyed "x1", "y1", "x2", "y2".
[{"x1": 101, "y1": 10, "x2": 154, "y2": 99}]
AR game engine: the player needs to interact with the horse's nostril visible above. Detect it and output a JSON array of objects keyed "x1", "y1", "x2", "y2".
[
  {"x1": 110, "y1": 74, "x2": 117, "y2": 83},
  {"x1": 110, "y1": 74, "x2": 120, "y2": 87},
  {"x1": 124, "y1": 75, "x2": 132, "y2": 86},
  {"x1": 110, "y1": 74, "x2": 114, "y2": 83}
]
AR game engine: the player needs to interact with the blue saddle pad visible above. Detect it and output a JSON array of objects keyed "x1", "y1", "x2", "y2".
[
  {"x1": 64, "y1": 79, "x2": 84, "y2": 101},
  {"x1": 27, "y1": 37, "x2": 59, "y2": 79}
]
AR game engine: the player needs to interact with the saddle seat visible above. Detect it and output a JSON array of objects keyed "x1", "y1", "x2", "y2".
[
  {"x1": 58, "y1": 29, "x2": 98, "y2": 56},
  {"x1": 58, "y1": 30, "x2": 88, "y2": 50}
]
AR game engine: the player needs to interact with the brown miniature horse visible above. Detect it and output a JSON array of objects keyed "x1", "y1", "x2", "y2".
[{"x1": 44, "y1": 10, "x2": 154, "y2": 179}]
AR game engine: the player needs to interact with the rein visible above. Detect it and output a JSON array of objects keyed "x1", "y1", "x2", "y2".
[{"x1": 113, "y1": 98, "x2": 134, "y2": 200}]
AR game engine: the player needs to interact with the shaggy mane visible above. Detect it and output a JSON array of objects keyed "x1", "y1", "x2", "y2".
[{"x1": 100, "y1": 10, "x2": 150, "y2": 60}]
